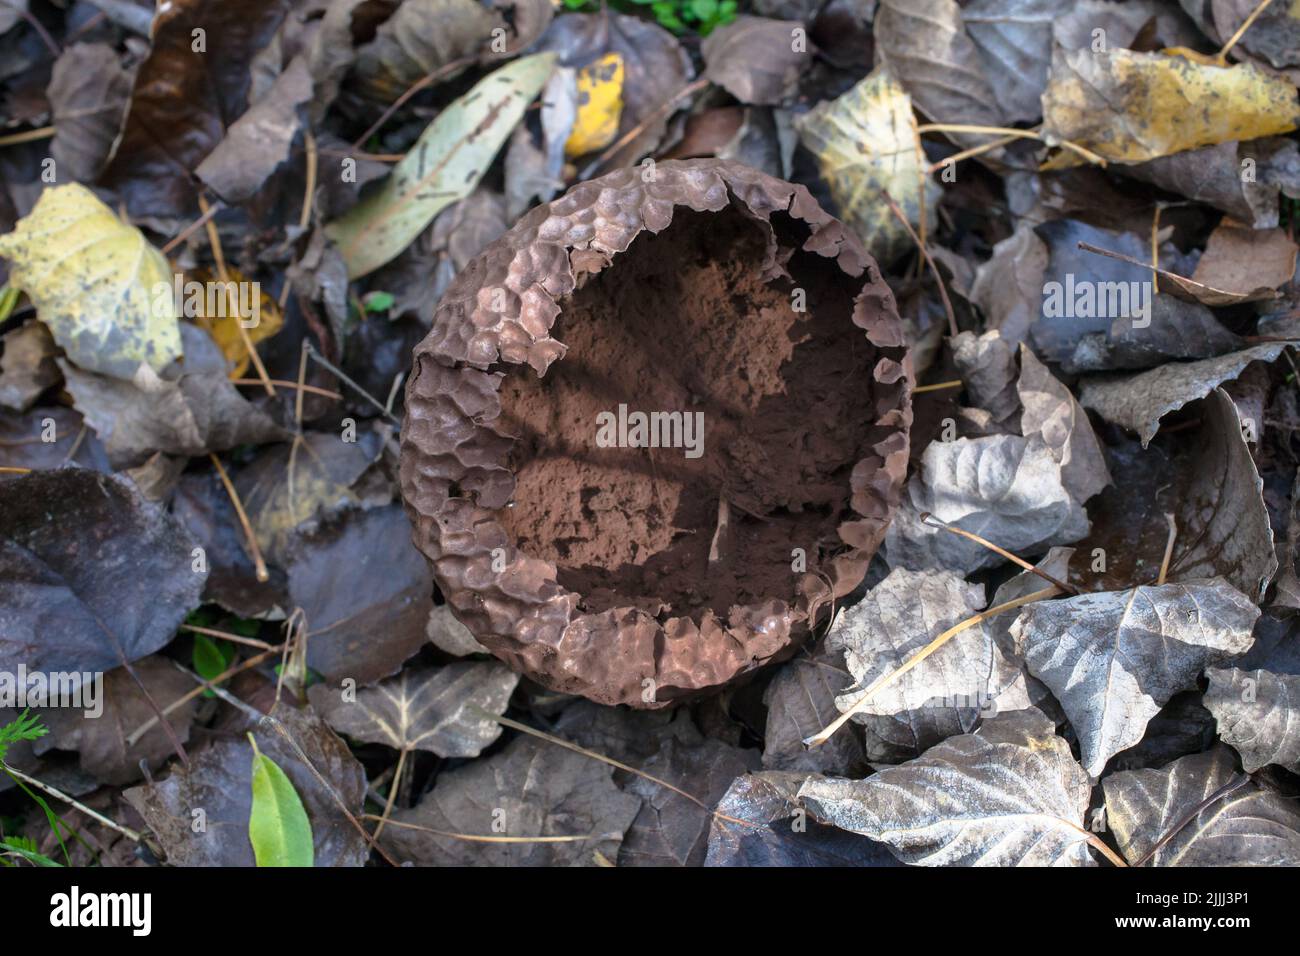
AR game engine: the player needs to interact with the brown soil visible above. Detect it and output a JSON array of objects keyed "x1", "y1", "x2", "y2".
[{"x1": 495, "y1": 204, "x2": 879, "y2": 621}]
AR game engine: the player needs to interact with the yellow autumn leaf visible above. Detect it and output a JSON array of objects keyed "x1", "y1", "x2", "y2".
[
  {"x1": 189, "y1": 267, "x2": 284, "y2": 378},
  {"x1": 794, "y1": 66, "x2": 939, "y2": 265},
  {"x1": 1041, "y1": 48, "x2": 1300, "y2": 165},
  {"x1": 0, "y1": 183, "x2": 181, "y2": 380},
  {"x1": 565, "y1": 53, "x2": 625, "y2": 158}
]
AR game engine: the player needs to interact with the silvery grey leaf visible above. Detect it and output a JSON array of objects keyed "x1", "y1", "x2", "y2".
[
  {"x1": 1078, "y1": 345, "x2": 1288, "y2": 447},
  {"x1": 1205, "y1": 666, "x2": 1300, "y2": 773},
  {"x1": 705, "y1": 771, "x2": 901, "y2": 867},
  {"x1": 1017, "y1": 346, "x2": 1109, "y2": 504},
  {"x1": 1011, "y1": 578, "x2": 1259, "y2": 776},
  {"x1": 988, "y1": 546, "x2": 1074, "y2": 660},
  {"x1": 798, "y1": 708, "x2": 1096, "y2": 866},
  {"x1": 426, "y1": 604, "x2": 488, "y2": 657},
  {"x1": 308, "y1": 661, "x2": 518, "y2": 757},
  {"x1": 968, "y1": 222, "x2": 1047, "y2": 346},
  {"x1": 964, "y1": 0, "x2": 1067, "y2": 123},
  {"x1": 951, "y1": 329, "x2": 1020, "y2": 425},
  {"x1": 885, "y1": 435, "x2": 1090, "y2": 574},
  {"x1": 1102, "y1": 745, "x2": 1300, "y2": 866},
  {"x1": 827, "y1": 568, "x2": 1022, "y2": 763}
]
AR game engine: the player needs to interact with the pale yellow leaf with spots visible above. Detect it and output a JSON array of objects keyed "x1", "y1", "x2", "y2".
[
  {"x1": 565, "y1": 53, "x2": 626, "y2": 158},
  {"x1": 1041, "y1": 48, "x2": 1300, "y2": 165},
  {"x1": 0, "y1": 183, "x2": 180, "y2": 380},
  {"x1": 794, "y1": 66, "x2": 939, "y2": 265}
]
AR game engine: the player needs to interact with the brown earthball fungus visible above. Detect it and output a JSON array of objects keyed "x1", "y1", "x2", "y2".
[{"x1": 399, "y1": 159, "x2": 911, "y2": 708}]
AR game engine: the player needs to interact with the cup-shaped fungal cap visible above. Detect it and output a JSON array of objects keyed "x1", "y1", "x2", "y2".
[{"x1": 400, "y1": 159, "x2": 911, "y2": 708}]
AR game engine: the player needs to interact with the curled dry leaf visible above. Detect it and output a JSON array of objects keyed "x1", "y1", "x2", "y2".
[
  {"x1": 1205, "y1": 665, "x2": 1300, "y2": 774},
  {"x1": 704, "y1": 771, "x2": 901, "y2": 867},
  {"x1": 1011, "y1": 577, "x2": 1258, "y2": 776},
  {"x1": 196, "y1": 56, "x2": 314, "y2": 205},
  {"x1": 1041, "y1": 48, "x2": 1300, "y2": 165},
  {"x1": 885, "y1": 434, "x2": 1089, "y2": 574},
  {"x1": 326, "y1": 52, "x2": 556, "y2": 278},
  {"x1": 123, "y1": 706, "x2": 368, "y2": 867},
  {"x1": 0, "y1": 406, "x2": 109, "y2": 475},
  {"x1": 1102, "y1": 745, "x2": 1300, "y2": 866},
  {"x1": 826, "y1": 568, "x2": 1022, "y2": 763},
  {"x1": 951, "y1": 329, "x2": 1020, "y2": 427},
  {"x1": 0, "y1": 321, "x2": 58, "y2": 412},
  {"x1": 352, "y1": 0, "x2": 495, "y2": 102},
  {"x1": 308, "y1": 661, "x2": 518, "y2": 758},
  {"x1": 0, "y1": 469, "x2": 205, "y2": 678},
  {"x1": 382, "y1": 734, "x2": 642, "y2": 866},
  {"x1": 798, "y1": 709, "x2": 1097, "y2": 866},
  {"x1": 701, "y1": 16, "x2": 811, "y2": 106},
  {"x1": 1079, "y1": 346, "x2": 1289, "y2": 447},
  {"x1": 0, "y1": 184, "x2": 180, "y2": 381},
  {"x1": 968, "y1": 222, "x2": 1048, "y2": 346},
  {"x1": 873, "y1": 0, "x2": 1005, "y2": 138},
  {"x1": 1016, "y1": 346, "x2": 1109, "y2": 504},
  {"x1": 100, "y1": 0, "x2": 292, "y2": 218},
  {"x1": 794, "y1": 66, "x2": 940, "y2": 264},
  {"x1": 1184, "y1": 220, "x2": 1299, "y2": 305},
  {"x1": 47, "y1": 43, "x2": 133, "y2": 184},
  {"x1": 59, "y1": 324, "x2": 289, "y2": 469}
]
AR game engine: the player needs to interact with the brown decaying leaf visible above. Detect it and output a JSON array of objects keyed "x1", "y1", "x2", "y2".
[
  {"x1": 382, "y1": 734, "x2": 642, "y2": 866},
  {"x1": 287, "y1": 505, "x2": 433, "y2": 686},
  {"x1": 873, "y1": 0, "x2": 1005, "y2": 140},
  {"x1": 352, "y1": 0, "x2": 495, "y2": 102},
  {"x1": 826, "y1": 568, "x2": 1023, "y2": 763},
  {"x1": 0, "y1": 469, "x2": 205, "y2": 678},
  {"x1": 47, "y1": 43, "x2": 133, "y2": 184},
  {"x1": 705, "y1": 771, "x2": 902, "y2": 867},
  {"x1": 701, "y1": 16, "x2": 812, "y2": 107},
  {"x1": 537, "y1": 10, "x2": 693, "y2": 168},
  {"x1": 0, "y1": 320, "x2": 59, "y2": 411},
  {"x1": 100, "y1": 0, "x2": 292, "y2": 217},
  {"x1": 35, "y1": 656, "x2": 197, "y2": 786},
  {"x1": 761, "y1": 638, "x2": 866, "y2": 777},
  {"x1": 123, "y1": 705, "x2": 368, "y2": 867}
]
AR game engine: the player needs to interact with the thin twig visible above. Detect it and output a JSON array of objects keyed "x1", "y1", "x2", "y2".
[
  {"x1": 351, "y1": 55, "x2": 478, "y2": 149},
  {"x1": 913, "y1": 379, "x2": 963, "y2": 394},
  {"x1": 231, "y1": 378, "x2": 341, "y2": 399},
  {"x1": 1156, "y1": 513, "x2": 1177, "y2": 586},
  {"x1": 0, "y1": 125, "x2": 55, "y2": 148},
  {"x1": 179, "y1": 623, "x2": 278, "y2": 651},
  {"x1": 919, "y1": 512, "x2": 1080, "y2": 594},
  {"x1": 883, "y1": 191, "x2": 958, "y2": 338},
  {"x1": 1132, "y1": 775, "x2": 1251, "y2": 867},
  {"x1": 1216, "y1": 0, "x2": 1276, "y2": 63},
  {"x1": 208, "y1": 453, "x2": 269, "y2": 583},
  {"x1": 366, "y1": 816, "x2": 609, "y2": 844},
  {"x1": 587, "y1": 76, "x2": 709, "y2": 174},
  {"x1": 160, "y1": 198, "x2": 224, "y2": 255},
  {"x1": 3, "y1": 765, "x2": 141, "y2": 843},
  {"x1": 302, "y1": 340, "x2": 401, "y2": 426},
  {"x1": 125, "y1": 648, "x2": 279, "y2": 746}
]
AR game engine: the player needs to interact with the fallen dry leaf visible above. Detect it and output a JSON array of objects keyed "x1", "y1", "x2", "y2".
[
  {"x1": 798, "y1": 709, "x2": 1097, "y2": 866},
  {"x1": 1012, "y1": 577, "x2": 1258, "y2": 776}
]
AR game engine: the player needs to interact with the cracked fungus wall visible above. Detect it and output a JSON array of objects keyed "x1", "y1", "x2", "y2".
[{"x1": 400, "y1": 160, "x2": 912, "y2": 708}]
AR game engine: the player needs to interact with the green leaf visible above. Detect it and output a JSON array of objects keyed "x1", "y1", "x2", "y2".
[
  {"x1": 0, "y1": 837, "x2": 62, "y2": 867},
  {"x1": 192, "y1": 635, "x2": 234, "y2": 697},
  {"x1": 363, "y1": 290, "x2": 395, "y2": 312},
  {"x1": 325, "y1": 52, "x2": 557, "y2": 279},
  {"x1": 0, "y1": 710, "x2": 49, "y2": 764},
  {"x1": 248, "y1": 734, "x2": 314, "y2": 867}
]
